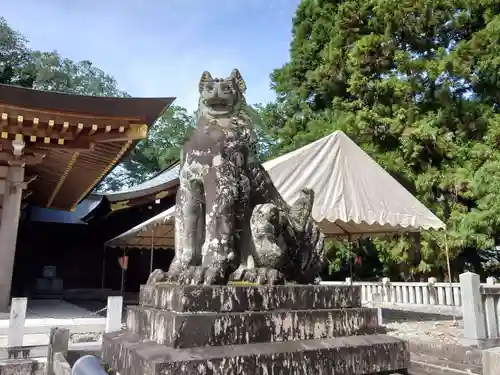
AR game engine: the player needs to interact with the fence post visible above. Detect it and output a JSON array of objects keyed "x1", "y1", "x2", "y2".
[
  {"x1": 7, "y1": 297, "x2": 27, "y2": 347},
  {"x1": 484, "y1": 277, "x2": 499, "y2": 341},
  {"x1": 373, "y1": 292, "x2": 383, "y2": 325},
  {"x1": 460, "y1": 272, "x2": 487, "y2": 346},
  {"x1": 345, "y1": 277, "x2": 352, "y2": 286},
  {"x1": 382, "y1": 277, "x2": 390, "y2": 302},
  {"x1": 427, "y1": 277, "x2": 437, "y2": 305},
  {"x1": 487, "y1": 277, "x2": 497, "y2": 285},
  {"x1": 105, "y1": 296, "x2": 123, "y2": 333},
  {"x1": 47, "y1": 327, "x2": 70, "y2": 375}
]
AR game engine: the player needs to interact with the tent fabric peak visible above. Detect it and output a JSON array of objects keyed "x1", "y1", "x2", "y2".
[
  {"x1": 105, "y1": 130, "x2": 445, "y2": 249},
  {"x1": 263, "y1": 130, "x2": 445, "y2": 236}
]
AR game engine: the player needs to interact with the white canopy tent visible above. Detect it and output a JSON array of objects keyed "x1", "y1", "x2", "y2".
[{"x1": 105, "y1": 130, "x2": 445, "y2": 251}]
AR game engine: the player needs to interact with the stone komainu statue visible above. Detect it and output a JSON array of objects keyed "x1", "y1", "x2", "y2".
[{"x1": 148, "y1": 69, "x2": 325, "y2": 286}]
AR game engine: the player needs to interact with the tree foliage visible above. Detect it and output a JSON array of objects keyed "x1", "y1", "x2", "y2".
[
  {"x1": 0, "y1": 17, "x2": 127, "y2": 97},
  {"x1": 31, "y1": 51, "x2": 128, "y2": 97},
  {"x1": 108, "y1": 105, "x2": 196, "y2": 189},
  {"x1": 268, "y1": 0, "x2": 500, "y2": 277},
  {"x1": 0, "y1": 17, "x2": 36, "y2": 87},
  {"x1": 0, "y1": 17, "x2": 197, "y2": 192},
  {"x1": 102, "y1": 104, "x2": 281, "y2": 191},
  {"x1": 0, "y1": 17, "x2": 279, "y2": 193}
]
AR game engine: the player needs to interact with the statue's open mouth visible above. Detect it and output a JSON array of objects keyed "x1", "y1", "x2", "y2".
[{"x1": 204, "y1": 99, "x2": 233, "y2": 114}]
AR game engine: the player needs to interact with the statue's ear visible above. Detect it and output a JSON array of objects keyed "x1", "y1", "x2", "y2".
[
  {"x1": 199, "y1": 71, "x2": 213, "y2": 93},
  {"x1": 230, "y1": 69, "x2": 246, "y2": 93}
]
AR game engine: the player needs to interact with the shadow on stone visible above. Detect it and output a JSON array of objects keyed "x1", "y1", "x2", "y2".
[{"x1": 383, "y1": 308, "x2": 459, "y2": 323}]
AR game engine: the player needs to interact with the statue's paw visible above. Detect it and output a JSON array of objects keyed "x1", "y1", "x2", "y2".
[
  {"x1": 146, "y1": 269, "x2": 166, "y2": 285},
  {"x1": 177, "y1": 266, "x2": 226, "y2": 285},
  {"x1": 239, "y1": 268, "x2": 285, "y2": 285}
]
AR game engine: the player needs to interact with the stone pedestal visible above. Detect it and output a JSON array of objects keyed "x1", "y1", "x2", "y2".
[{"x1": 102, "y1": 284, "x2": 410, "y2": 375}]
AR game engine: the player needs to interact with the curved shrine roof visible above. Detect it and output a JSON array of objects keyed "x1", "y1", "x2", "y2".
[{"x1": 0, "y1": 83, "x2": 175, "y2": 210}]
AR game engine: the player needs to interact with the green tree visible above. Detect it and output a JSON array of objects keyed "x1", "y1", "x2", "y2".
[
  {"x1": 0, "y1": 18, "x2": 131, "y2": 191},
  {"x1": 115, "y1": 105, "x2": 195, "y2": 188},
  {"x1": 31, "y1": 51, "x2": 128, "y2": 97},
  {"x1": 0, "y1": 17, "x2": 36, "y2": 87},
  {"x1": 246, "y1": 104, "x2": 281, "y2": 161},
  {"x1": 0, "y1": 17, "x2": 126, "y2": 97},
  {"x1": 103, "y1": 103, "x2": 280, "y2": 191},
  {"x1": 269, "y1": 0, "x2": 500, "y2": 277}
]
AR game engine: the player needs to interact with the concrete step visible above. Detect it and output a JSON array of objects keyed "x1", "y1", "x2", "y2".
[
  {"x1": 127, "y1": 305, "x2": 379, "y2": 347},
  {"x1": 410, "y1": 353, "x2": 481, "y2": 375},
  {"x1": 102, "y1": 331, "x2": 410, "y2": 375}
]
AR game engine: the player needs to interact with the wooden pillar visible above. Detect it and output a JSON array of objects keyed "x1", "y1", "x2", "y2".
[{"x1": 0, "y1": 162, "x2": 25, "y2": 311}]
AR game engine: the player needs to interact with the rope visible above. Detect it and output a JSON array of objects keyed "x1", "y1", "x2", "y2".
[{"x1": 26, "y1": 306, "x2": 108, "y2": 321}]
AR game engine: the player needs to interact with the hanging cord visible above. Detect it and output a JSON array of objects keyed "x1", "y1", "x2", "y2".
[
  {"x1": 26, "y1": 305, "x2": 107, "y2": 321},
  {"x1": 149, "y1": 228, "x2": 155, "y2": 274}
]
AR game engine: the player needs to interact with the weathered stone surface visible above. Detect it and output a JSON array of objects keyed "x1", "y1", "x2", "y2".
[
  {"x1": 102, "y1": 331, "x2": 409, "y2": 375},
  {"x1": 139, "y1": 283, "x2": 361, "y2": 312},
  {"x1": 483, "y1": 347, "x2": 500, "y2": 375},
  {"x1": 152, "y1": 69, "x2": 325, "y2": 286},
  {"x1": 0, "y1": 359, "x2": 45, "y2": 375},
  {"x1": 127, "y1": 305, "x2": 378, "y2": 347}
]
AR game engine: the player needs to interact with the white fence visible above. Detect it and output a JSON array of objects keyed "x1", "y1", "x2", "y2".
[
  {"x1": 1, "y1": 296, "x2": 123, "y2": 348},
  {"x1": 322, "y1": 277, "x2": 462, "y2": 307},
  {"x1": 460, "y1": 272, "x2": 500, "y2": 348},
  {"x1": 323, "y1": 274, "x2": 500, "y2": 349},
  {"x1": 3, "y1": 277, "x2": 498, "y2": 349}
]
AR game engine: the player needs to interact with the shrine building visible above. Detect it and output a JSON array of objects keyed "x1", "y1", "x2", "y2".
[{"x1": 0, "y1": 83, "x2": 173, "y2": 311}]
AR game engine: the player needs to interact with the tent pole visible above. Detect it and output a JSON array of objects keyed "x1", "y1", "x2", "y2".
[
  {"x1": 444, "y1": 232, "x2": 454, "y2": 299},
  {"x1": 348, "y1": 235, "x2": 353, "y2": 279},
  {"x1": 120, "y1": 248, "x2": 126, "y2": 296},
  {"x1": 149, "y1": 228, "x2": 155, "y2": 274},
  {"x1": 100, "y1": 245, "x2": 107, "y2": 290},
  {"x1": 443, "y1": 232, "x2": 458, "y2": 321}
]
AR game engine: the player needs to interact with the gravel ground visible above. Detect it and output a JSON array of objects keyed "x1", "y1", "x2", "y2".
[
  {"x1": 385, "y1": 319, "x2": 464, "y2": 345},
  {"x1": 380, "y1": 306, "x2": 465, "y2": 346}
]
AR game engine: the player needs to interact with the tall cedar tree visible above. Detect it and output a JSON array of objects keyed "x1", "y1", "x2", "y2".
[{"x1": 268, "y1": 0, "x2": 500, "y2": 276}]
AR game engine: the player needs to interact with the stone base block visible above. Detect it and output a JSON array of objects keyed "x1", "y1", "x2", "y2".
[
  {"x1": 102, "y1": 331, "x2": 409, "y2": 375},
  {"x1": 483, "y1": 347, "x2": 500, "y2": 375},
  {"x1": 139, "y1": 283, "x2": 361, "y2": 312},
  {"x1": 0, "y1": 358, "x2": 45, "y2": 375},
  {"x1": 126, "y1": 305, "x2": 379, "y2": 347}
]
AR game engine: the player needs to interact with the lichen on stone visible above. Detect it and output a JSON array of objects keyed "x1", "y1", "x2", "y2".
[{"x1": 149, "y1": 69, "x2": 326, "y2": 286}]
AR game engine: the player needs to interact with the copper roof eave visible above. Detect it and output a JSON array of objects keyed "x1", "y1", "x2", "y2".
[
  {"x1": 0, "y1": 84, "x2": 176, "y2": 210},
  {"x1": 74, "y1": 138, "x2": 145, "y2": 206},
  {"x1": 0, "y1": 83, "x2": 175, "y2": 125},
  {"x1": 105, "y1": 179, "x2": 180, "y2": 203},
  {"x1": 95, "y1": 162, "x2": 181, "y2": 203},
  {"x1": 72, "y1": 98, "x2": 175, "y2": 208}
]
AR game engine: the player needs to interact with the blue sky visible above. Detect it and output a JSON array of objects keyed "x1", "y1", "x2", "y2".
[{"x1": 1, "y1": 0, "x2": 300, "y2": 112}]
